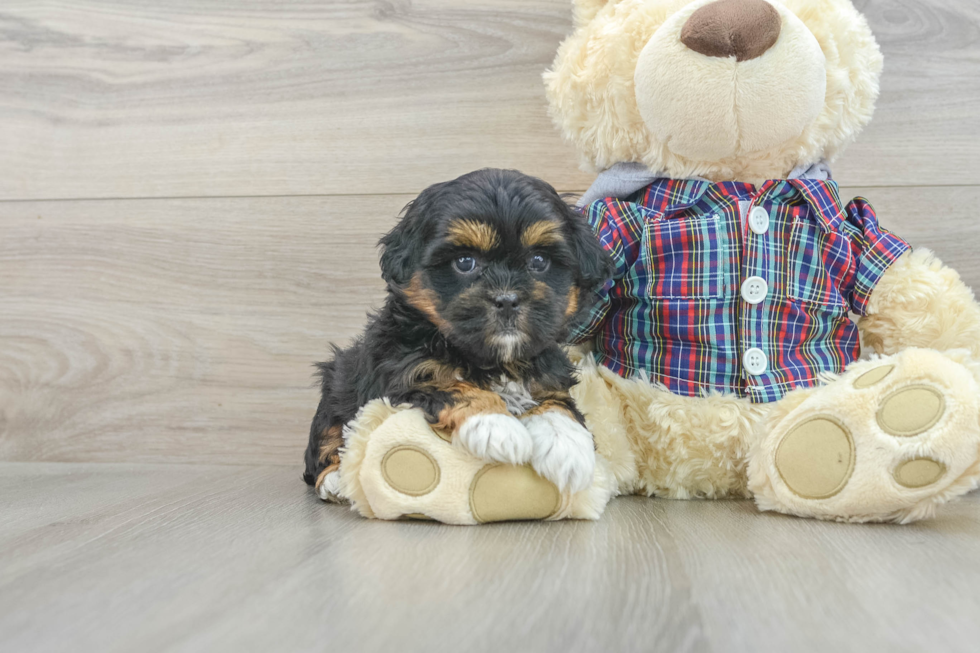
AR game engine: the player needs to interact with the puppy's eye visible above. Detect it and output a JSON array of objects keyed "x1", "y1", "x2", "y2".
[
  {"x1": 453, "y1": 256, "x2": 478, "y2": 274},
  {"x1": 528, "y1": 254, "x2": 550, "y2": 273}
]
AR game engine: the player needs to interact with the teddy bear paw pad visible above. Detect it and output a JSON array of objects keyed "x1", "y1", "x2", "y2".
[
  {"x1": 876, "y1": 385, "x2": 945, "y2": 437},
  {"x1": 893, "y1": 458, "x2": 947, "y2": 489},
  {"x1": 468, "y1": 464, "x2": 560, "y2": 523},
  {"x1": 775, "y1": 417, "x2": 855, "y2": 500},
  {"x1": 760, "y1": 350, "x2": 980, "y2": 522},
  {"x1": 773, "y1": 382, "x2": 952, "y2": 503},
  {"x1": 381, "y1": 445, "x2": 441, "y2": 496},
  {"x1": 852, "y1": 364, "x2": 894, "y2": 388}
]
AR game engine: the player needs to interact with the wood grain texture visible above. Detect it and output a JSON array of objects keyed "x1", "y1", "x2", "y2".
[
  {"x1": 847, "y1": 0, "x2": 980, "y2": 185},
  {"x1": 1, "y1": 0, "x2": 978, "y2": 201},
  {"x1": 1, "y1": 462, "x2": 978, "y2": 653},
  {"x1": 2, "y1": 3, "x2": 978, "y2": 645},
  {"x1": 3, "y1": 187, "x2": 979, "y2": 465},
  {"x1": 0, "y1": 195, "x2": 404, "y2": 464},
  {"x1": 0, "y1": 0, "x2": 591, "y2": 200}
]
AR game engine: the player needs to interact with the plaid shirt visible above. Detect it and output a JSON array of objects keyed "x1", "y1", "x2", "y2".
[{"x1": 571, "y1": 178, "x2": 910, "y2": 403}]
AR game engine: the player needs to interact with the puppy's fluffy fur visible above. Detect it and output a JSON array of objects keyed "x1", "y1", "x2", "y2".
[{"x1": 303, "y1": 169, "x2": 612, "y2": 493}]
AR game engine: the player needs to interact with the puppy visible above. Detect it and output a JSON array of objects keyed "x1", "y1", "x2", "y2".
[{"x1": 303, "y1": 168, "x2": 613, "y2": 501}]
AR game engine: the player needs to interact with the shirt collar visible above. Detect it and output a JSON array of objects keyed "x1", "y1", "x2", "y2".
[
  {"x1": 636, "y1": 177, "x2": 846, "y2": 234},
  {"x1": 637, "y1": 178, "x2": 714, "y2": 217},
  {"x1": 580, "y1": 161, "x2": 845, "y2": 232},
  {"x1": 760, "y1": 179, "x2": 846, "y2": 232}
]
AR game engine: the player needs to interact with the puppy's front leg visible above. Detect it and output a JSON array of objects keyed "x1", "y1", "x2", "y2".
[
  {"x1": 397, "y1": 383, "x2": 533, "y2": 465},
  {"x1": 522, "y1": 389, "x2": 596, "y2": 493},
  {"x1": 305, "y1": 398, "x2": 345, "y2": 502}
]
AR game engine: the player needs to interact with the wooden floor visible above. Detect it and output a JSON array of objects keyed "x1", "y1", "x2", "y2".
[
  {"x1": 2, "y1": 462, "x2": 979, "y2": 653},
  {"x1": 2, "y1": 1, "x2": 980, "y2": 651}
]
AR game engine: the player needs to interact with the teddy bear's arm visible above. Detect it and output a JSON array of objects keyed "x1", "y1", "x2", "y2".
[{"x1": 860, "y1": 248, "x2": 980, "y2": 358}]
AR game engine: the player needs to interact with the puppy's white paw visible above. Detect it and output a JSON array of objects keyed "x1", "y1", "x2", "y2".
[
  {"x1": 456, "y1": 413, "x2": 533, "y2": 465},
  {"x1": 316, "y1": 470, "x2": 343, "y2": 502},
  {"x1": 523, "y1": 412, "x2": 596, "y2": 493}
]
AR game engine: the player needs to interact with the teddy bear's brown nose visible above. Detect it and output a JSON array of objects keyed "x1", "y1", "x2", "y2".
[{"x1": 680, "y1": 0, "x2": 781, "y2": 62}]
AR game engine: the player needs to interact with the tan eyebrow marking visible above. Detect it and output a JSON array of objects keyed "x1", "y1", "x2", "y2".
[
  {"x1": 521, "y1": 221, "x2": 564, "y2": 248},
  {"x1": 446, "y1": 219, "x2": 499, "y2": 251}
]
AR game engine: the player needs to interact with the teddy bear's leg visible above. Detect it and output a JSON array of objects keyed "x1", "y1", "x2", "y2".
[
  {"x1": 320, "y1": 400, "x2": 616, "y2": 524},
  {"x1": 571, "y1": 350, "x2": 765, "y2": 499},
  {"x1": 569, "y1": 354, "x2": 641, "y2": 495},
  {"x1": 749, "y1": 348, "x2": 980, "y2": 523}
]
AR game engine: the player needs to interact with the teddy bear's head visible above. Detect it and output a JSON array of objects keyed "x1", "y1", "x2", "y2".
[{"x1": 545, "y1": 0, "x2": 882, "y2": 182}]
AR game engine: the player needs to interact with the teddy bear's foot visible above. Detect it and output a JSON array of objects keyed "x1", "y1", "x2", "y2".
[
  {"x1": 329, "y1": 400, "x2": 616, "y2": 524},
  {"x1": 750, "y1": 348, "x2": 980, "y2": 523}
]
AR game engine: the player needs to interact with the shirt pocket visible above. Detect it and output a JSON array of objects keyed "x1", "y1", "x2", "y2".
[
  {"x1": 640, "y1": 211, "x2": 731, "y2": 299},
  {"x1": 786, "y1": 218, "x2": 849, "y2": 309}
]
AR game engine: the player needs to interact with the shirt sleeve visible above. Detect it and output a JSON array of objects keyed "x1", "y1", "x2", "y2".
[
  {"x1": 568, "y1": 199, "x2": 640, "y2": 343},
  {"x1": 839, "y1": 197, "x2": 911, "y2": 316}
]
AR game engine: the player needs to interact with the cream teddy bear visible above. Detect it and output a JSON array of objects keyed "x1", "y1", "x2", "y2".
[
  {"x1": 546, "y1": 0, "x2": 980, "y2": 523},
  {"x1": 321, "y1": 0, "x2": 980, "y2": 524}
]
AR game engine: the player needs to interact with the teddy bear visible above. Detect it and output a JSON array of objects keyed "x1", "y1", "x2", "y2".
[{"x1": 319, "y1": 0, "x2": 980, "y2": 524}]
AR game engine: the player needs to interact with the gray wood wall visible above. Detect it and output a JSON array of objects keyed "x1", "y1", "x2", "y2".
[{"x1": 2, "y1": 0, "x2": 979, "y2": 466}]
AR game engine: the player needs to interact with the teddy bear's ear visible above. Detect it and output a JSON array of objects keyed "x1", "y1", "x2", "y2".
[{"x1": 572, "y1": 0, "x2": 613, "y2": 25}]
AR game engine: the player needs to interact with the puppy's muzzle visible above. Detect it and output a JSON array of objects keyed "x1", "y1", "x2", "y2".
[{"x1": 493, "y1": 292, "x2": 520, "y2": 320}]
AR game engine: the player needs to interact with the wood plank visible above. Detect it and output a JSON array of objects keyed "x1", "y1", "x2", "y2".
[
  {"x1": 844, "y1": 0, "x2": 980, "y2": 185},
  {"x1": 1, "y1": 1, "x2": 978, "y2": 201},
  {"x1": 2, "y1": 187, "x2": 979, "y2": 465},
  {"x1": 0, "y1": 0, "x2": 591, "y2": 200},
  {"x1": 0, "y1": 195, "x2": 405, "y2": 464},
  {"x1": 1, "y1": 462, "x2": 978, "y2": 653}
]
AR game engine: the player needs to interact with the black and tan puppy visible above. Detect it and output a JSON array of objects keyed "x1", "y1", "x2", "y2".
[{"x1": 303, "y1": 168, "x2": 612, "y2": 500}]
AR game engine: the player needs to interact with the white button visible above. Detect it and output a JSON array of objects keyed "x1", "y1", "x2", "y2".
[
  {"x1": 749, "y1": 207, "x2": 770, "y2": 234},
  {"x1": 740, "y1": 276, "x2": 768, "y2": 304},
  {"x1": 743, "y1": 348, "x2": 768, "y2": 376}
]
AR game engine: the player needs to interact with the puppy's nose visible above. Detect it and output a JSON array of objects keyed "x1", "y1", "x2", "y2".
[
  {"x1": 681, "y1": 0, "x2": 781, "y2": 62},
  {"x1": 493, "y1": 292, "x2": 520, "y2": 318}
]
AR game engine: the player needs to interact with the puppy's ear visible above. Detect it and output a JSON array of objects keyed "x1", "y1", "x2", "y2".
[
  {"x1": 378, "y1": 200, "x2": 418, "y2": 287},
  {"x1": 379, "y1": 184, "x2": 442, "y2": 286},
  {"x1": 561, "y1": 201, "x2": 613, "y2": 291}
]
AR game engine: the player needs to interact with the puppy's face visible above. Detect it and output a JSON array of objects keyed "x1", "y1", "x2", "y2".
[{"x1": 380, "y1": 169, "x2": 612, "y2": 366}]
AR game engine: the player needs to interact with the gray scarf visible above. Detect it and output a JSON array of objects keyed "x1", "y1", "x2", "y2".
[{"x1": 575, "y1": 161, "x2": 832, "y2": 208}]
